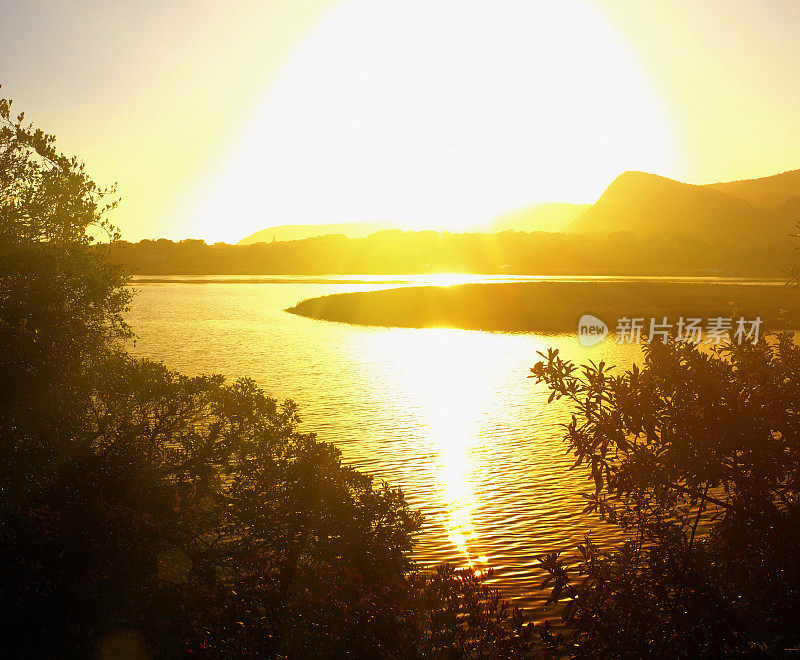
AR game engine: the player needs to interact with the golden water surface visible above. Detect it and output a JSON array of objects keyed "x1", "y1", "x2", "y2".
[{"x1": 128, "y1": 275, "x2": 642, "y2": 617}]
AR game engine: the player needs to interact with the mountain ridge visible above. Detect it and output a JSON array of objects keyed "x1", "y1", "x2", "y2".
[
  {"x1": 236, "y1": 168, "x2": 800, "y2": 247},
  {"x1": 705, "y1": 169, "x2": 800, "y2": 208},
  {"x1": 566, "y1": 170, "x2": 797, "y2": 245}
]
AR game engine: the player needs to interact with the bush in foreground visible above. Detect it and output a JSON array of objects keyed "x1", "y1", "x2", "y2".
[
  {"x1": 0, "y1": 352, "x2": 424, "y2": 656},
  {"x1": 533, "y1": 336, "x2": 800, "y2": 657}
]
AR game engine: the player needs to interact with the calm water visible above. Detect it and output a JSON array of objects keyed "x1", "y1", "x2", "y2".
[{"x1": 127, "y1": 275, "x2": 652, "y2": 617}]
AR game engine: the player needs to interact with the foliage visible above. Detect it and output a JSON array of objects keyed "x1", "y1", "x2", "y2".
[
  {"x1": 0, "y1": 91, "x2": 130, "y2": 509},
  {"x1": 531, "y1": 336, "x2": 800, "y2": 657},
  {"x1": 0, "y1": 91, "x2": 128, "y2": 358},
  {"x1": 0, "y1": 353, "x2": 424, "y2": 656},
  {"x1": 0, "y1": 89, "x2": 428, "y2": 657},
  {"x1": 0, "y1": 348, "x2": 558, "y2": 657},
  {"x1": 415, "y1": 563, "x2": 564, "y2": 658}
]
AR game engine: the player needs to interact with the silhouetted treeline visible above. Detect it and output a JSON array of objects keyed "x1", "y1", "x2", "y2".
[{"x1": 107, "y1": 230, "x2": 796, "y2": 276}]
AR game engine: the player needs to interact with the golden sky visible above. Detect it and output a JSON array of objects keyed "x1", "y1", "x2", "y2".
[{"x1": 2, "y1": 0, "x2": 799, "y2": 243}]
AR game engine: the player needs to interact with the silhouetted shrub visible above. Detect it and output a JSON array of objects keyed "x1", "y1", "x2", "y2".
[
  {"x1": 533, "y1": 336, "x2": 800, "y2": 657},
  {"x1": 0, "y1": 352, "x2": 424, "y2": 656}
]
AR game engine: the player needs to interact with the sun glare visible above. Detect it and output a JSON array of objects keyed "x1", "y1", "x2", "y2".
[
  {"x1": 182, "y1": 0, "x2": 679, "y2": 243},
  {"x1": 353, "y1": 327, "x2": 521, "y2": 569},
  {"x1": 394, "y1": 329, "x2": 492, "y2": 567},
  {"x1": 425, "y1": 273, "x2": 477, "y2": 288}
]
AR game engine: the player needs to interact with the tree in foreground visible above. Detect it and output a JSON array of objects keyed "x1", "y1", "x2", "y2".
[
  {"x1": 0, "y1": 93, "x2": 130, "y2": 510},
  {"x1": 0, "y1": 92, "x2": 558, "y2": 657},
  {"x1": 532, "y1": 335, "x2": 800, "y2": 657}
]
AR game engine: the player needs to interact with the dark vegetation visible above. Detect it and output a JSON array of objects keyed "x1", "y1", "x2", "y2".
[
  {"x1": 108, "y1": 229, "x2": 795, "y2": 277},
  {"x1": 288, "y1": 281, "x2": 799, "y2": 333},
  {"x1": 0, "y1": 94, "x2": 558, "y2": 657},
  {"x1": 532, "y1": 336, "x2": 800, "y2": 656}
]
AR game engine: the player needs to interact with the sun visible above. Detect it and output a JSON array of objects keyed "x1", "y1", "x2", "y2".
[{"x1": 184, "y1": 0, "x2": 679, "y2": 243}]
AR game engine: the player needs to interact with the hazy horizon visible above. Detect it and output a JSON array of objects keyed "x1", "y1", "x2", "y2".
[{"x1": 3, "y1": 1, "x2": 800, "y2": 243}]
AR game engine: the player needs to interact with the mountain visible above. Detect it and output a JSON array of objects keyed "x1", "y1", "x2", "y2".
[
  {"x1": 485, "y1": 202, "x2": 589, "y2": 233},
  {"x1": 238, "y1": 222, "x2": 395, "y2": 245},
  {"x1": 566, "y1": 171, "x2": 792, "y2": 245},
  {"x1": 238, "y1": 170, "x2": 800, "y2": 247},
  {"x1": 704, "y1": 169, "x2": 800, "y2": 209}
]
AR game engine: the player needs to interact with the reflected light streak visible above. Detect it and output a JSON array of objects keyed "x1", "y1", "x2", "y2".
[
  {"x1": 405, "y1": 331, "x2": 486, "y2": 567},
  {"x1": 360, "y1": 328, "x2": 509, "y2": 569}
]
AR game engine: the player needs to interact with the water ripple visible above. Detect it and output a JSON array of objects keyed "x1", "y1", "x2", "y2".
[{"x1": 128, "y1": 277, "x2": 642, "y2": 621}]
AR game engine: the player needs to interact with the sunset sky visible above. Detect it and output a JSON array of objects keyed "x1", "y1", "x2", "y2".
[{"x1": 2, "y1": 0, "x2": 799, "y2": 243}]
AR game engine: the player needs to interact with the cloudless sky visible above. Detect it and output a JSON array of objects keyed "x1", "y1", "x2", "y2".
[{"x1": 1, "y1": 0, "x2": 799, "y2": 242}]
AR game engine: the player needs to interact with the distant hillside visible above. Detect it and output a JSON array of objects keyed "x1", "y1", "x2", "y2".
[
  {"x1": 485, "y1": 202, "x2": 589, "y2": 233},
  {"x1": 705, "y1": 169, "x2": 800, "y2": 209},
  {"x1": 566, "y1": 171, "x2": 790, "y2": 245},
  {"x1": 238, "y1": 222, "x2": 395, "y2": 245}
]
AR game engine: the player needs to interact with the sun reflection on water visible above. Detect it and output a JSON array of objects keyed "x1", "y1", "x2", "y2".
[
  {"x1": 336, "y1": 319, "x2": 636, "y2": 586},
  {"x1": 355, "y1": 327, "x2": 519, "y2": 570}
]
